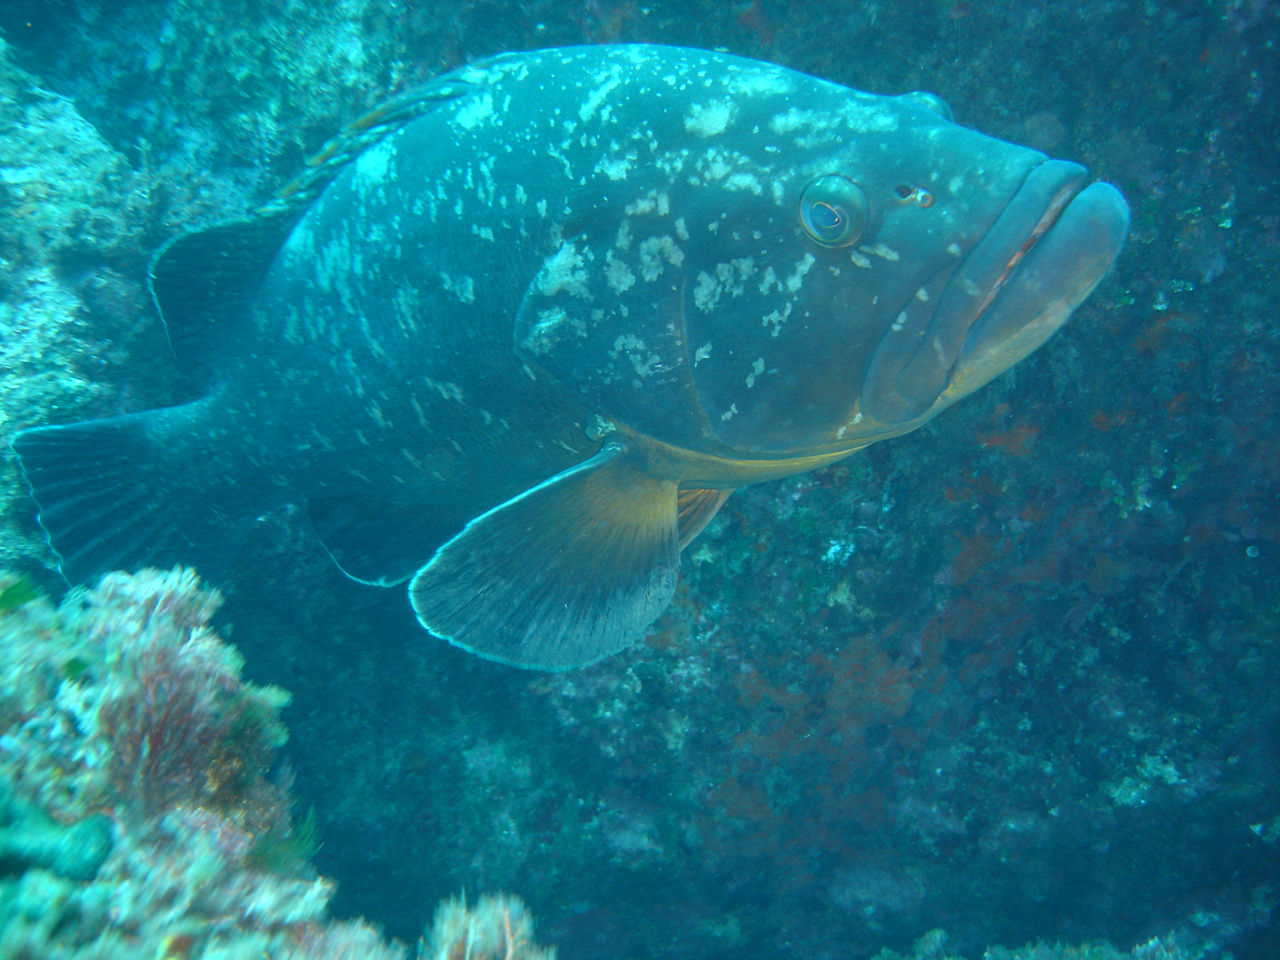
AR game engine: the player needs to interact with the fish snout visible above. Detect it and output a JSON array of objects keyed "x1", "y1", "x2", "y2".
[{"x1": 859, "y1": 159, "x2": 1130, "y2": 426}]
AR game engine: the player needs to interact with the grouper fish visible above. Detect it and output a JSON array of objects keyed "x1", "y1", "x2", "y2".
[{"x1": 11, "y1": 45, "x2": 1128, "y2": 670}]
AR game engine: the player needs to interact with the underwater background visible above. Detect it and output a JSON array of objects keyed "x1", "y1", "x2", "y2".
[{"x1": 0, "y1": 1, "x2": 1276, "y2": 959}]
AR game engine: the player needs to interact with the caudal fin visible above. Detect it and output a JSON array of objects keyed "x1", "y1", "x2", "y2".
[{"x1": 11, "y1": 404, "x2": 238, "y2": 584}]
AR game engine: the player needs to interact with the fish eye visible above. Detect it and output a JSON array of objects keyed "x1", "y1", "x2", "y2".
[
  {"x1": 900, "y1": 90, "x2": 954, "y2": 123},
  {"x1": 799, "y1": 175, "x2": 869, "y2": 248}
]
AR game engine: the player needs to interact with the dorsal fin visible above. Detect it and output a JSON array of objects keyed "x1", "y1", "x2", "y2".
[{"x1": 147, "y1": 75, "x2": 479, "y2": 380}]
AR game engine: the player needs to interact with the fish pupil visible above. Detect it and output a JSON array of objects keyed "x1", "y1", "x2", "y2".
[{"x1": 812, "y1": 201, "x2": 843, "y2": 232}]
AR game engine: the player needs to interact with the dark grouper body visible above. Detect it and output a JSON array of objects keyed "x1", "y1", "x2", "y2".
[{"x1": 12, "y1": 45, "x2": 1129, "y2": 669}]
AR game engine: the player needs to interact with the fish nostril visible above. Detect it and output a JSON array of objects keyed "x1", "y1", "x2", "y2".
[{"x1": 895, "y1": 184, "x2": 935, "y2": 207}]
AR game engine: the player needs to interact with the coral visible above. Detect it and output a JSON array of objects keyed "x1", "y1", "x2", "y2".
[
  {"x1": 1, "y1": 567, "x2": 291, "y2": 825},
  {"x1": 0, "y1": 566, "x2": 415, "y2": 959},
  {"x1": 864, "y1": 926, "x2": 1219, "y2": 960},
  {"x1": 84, "y1": 568, "x2": 292, "y2": 820},
  {"x1": 422, "y1": 893, "x2": 556, "y2": 960}
]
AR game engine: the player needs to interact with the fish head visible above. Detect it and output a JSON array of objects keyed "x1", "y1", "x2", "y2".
[
  {"x1": 783, "y1": 93, "x2": 1132, "y2": 449},
  {"x1": 514, "y1": 48, "x2": 1130, "y2": 468}
]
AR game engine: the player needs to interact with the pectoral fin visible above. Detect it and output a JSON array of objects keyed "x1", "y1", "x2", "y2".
[{"x1": 409, "y1": 442, "x2": 679, "y2": 670}]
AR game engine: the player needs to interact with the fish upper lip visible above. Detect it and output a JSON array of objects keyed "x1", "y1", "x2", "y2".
[
  {"x1": 966, "y1": 173, "x2": 1084, "y2": 327},
  {"x1": 951, "y1": 169, "x2": 1130, "y2": 375},
  {"x1": 939, "y1": 159, "x2": 1092, "y2": 342}
]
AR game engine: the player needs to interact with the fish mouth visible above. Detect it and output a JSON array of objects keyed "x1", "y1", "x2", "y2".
[{"x1": 859, "y1": 159, "x2": 1130, "y2": 426}]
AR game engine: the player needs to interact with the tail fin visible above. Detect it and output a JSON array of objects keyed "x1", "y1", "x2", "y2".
[{"x1": 11, "y1": 403, "x2": 240, "y2": 584}]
